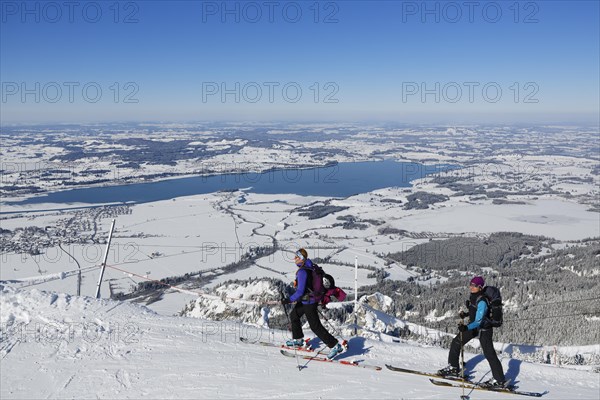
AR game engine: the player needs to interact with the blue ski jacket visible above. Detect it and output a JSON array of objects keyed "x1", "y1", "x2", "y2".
[{"x1": 466, "y1": 300, "x2": 488, "y2": 330}]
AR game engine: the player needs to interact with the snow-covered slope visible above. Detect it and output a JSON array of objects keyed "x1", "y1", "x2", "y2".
[{"x1": 1, "y1": 285, "x2": 598, "y2": 399}]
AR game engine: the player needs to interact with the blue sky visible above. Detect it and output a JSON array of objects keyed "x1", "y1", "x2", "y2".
[{"x1": 1, "y1": 0, "x2": 598, "y2": 124}]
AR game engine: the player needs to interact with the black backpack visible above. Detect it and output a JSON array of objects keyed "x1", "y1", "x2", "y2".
[{"x1": 480, "y1": 286, "x2": 503, "y2": 328}]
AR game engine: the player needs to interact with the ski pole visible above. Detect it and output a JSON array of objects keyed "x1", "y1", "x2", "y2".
[
  {"x1": 459, "y1": 317, "x2": 469, "y2": 400},
  {"x1": 280, "y1": 290, "x2": 302, "y2": 372},
  {"x1": 460, "y1": 326, "x2": 465, "y2": 379},
  {"x1": 280, "y1": 291, "x2": 290, "y2": 322}
]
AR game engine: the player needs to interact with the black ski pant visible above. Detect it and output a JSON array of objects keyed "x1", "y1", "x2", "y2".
[
  {"x1": 448, "y1": 328, "x2": 506, "y2": 383},
  {"x1": 290, "y1": 302, "x2": 338, "y2": 348}
]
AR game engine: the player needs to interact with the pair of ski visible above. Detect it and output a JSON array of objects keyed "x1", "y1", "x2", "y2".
[
  {"x1": 280, "y1": 349, "x2": 382, "y2": 371},
  {"x1": 429, "y1": 378, "x2": 546, "y2": 397},
  {"x1": 386, "y1": 364, "x2": 546, "y2": 397},
  {"x1": 240, "y1": 337, "x2": 382, "y2": 371}
]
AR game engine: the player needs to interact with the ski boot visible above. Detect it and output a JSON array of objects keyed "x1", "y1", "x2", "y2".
[
  {"x1": 480, "y1": 378, "x2": 509, "y2": 389},
  {"x1": 285, "y1": 338, "x2": 305, "y2": 348},
  {"x1": 327, "y1": 340, "x2": 348, "y2": 359},
  {"x1": 437, "y1": 365, "x2": 460, "y2": 378}
]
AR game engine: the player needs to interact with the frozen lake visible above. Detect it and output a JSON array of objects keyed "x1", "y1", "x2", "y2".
[{"x1": 8, "y1": 160, "x2": 453, "y2": 206}]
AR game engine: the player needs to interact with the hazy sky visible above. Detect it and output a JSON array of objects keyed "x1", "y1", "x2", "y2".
[{"x1": 1, "y1": 1, "x2": 599, "y2": 124}]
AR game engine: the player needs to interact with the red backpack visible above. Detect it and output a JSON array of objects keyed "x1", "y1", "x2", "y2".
[{"x1": 321, "y1": 272, "x2": 347, "y2": 305}]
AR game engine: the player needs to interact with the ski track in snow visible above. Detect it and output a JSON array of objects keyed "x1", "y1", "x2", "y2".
[{"x1": 1, "y1": 284, "x2": 599, "y2": 399}]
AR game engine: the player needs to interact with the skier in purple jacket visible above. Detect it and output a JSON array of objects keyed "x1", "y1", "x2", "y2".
[{"x1": 281, "y1": 248, "x2": 345, "y2": 359}]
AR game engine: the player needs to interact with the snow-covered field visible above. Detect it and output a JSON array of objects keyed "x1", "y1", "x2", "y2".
[
  {"x1": 1, "y1": 285, "x2": 598, "y2": 399},
  {"x1": 393, "y1": 198, "x2": 598, "y2": 241},
  {"x1": 2, "y1": 186, "x2": 599, "y2": 316}
]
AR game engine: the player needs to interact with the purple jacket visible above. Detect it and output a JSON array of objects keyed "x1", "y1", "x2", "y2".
[{"x1": 290, "y1": 259, "x2": 317, "y2": 304}]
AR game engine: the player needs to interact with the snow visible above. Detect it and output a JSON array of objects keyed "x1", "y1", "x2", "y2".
[
  {"x1": 2, "y1": 132, "x2": 600, "y2": 319},
  {"x1": 393, "y1": 199, "x2": 599, "y2": 241},
  {"x1": 425, "y1": 309, "x2": 456, "y2": 323},
  {"x1": 2, "y1": 284, "x2": 598, "y2": 399},
  {"x1": 3, "y1": 187, "x2": 599, "y2": 316}
]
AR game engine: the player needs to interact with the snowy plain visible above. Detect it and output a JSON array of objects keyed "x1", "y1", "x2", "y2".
[{"x1": 2, "y1": 185, "x2": 599, "y2": 316}]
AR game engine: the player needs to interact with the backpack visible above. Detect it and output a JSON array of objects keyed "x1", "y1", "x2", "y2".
[
  {"x1": 300, "y1": 264, "x2": 326, "y2": 303},
  {"x1": 321, "y1": 273, "x2": 347, "y2": 305},
  {"x1": 480, "y1": 286, "x2": 503, "y2": 328},
  {"x1": 298, "y1": 263, "x2": 345, "y2": 304},
  {"x1": 322, "y1": 287, "x2": 347, "y2": 305}
]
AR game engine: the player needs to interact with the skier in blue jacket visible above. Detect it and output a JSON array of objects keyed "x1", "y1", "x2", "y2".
[
  {"x1": 281, "y1": 248, "x2": 344, "y2": 359},
  {"x1": 437, "y1": 276, "x2": 507, "y2": 388}
]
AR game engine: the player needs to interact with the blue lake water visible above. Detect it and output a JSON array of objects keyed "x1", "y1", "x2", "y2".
[{"x1": 8, "y1": 160, "x2": 452, "y2": 206}]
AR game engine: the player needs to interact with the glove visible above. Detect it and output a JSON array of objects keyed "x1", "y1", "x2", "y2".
[
  {"x1": 458, "y1": 324, "x2": 468, "y2": 333},
  {"x1": 458, "y1": 311, "x2": 468, "y2": 319},
  {"x1": 281, "y1": 298, "x2": 291, "y2": 305}
]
